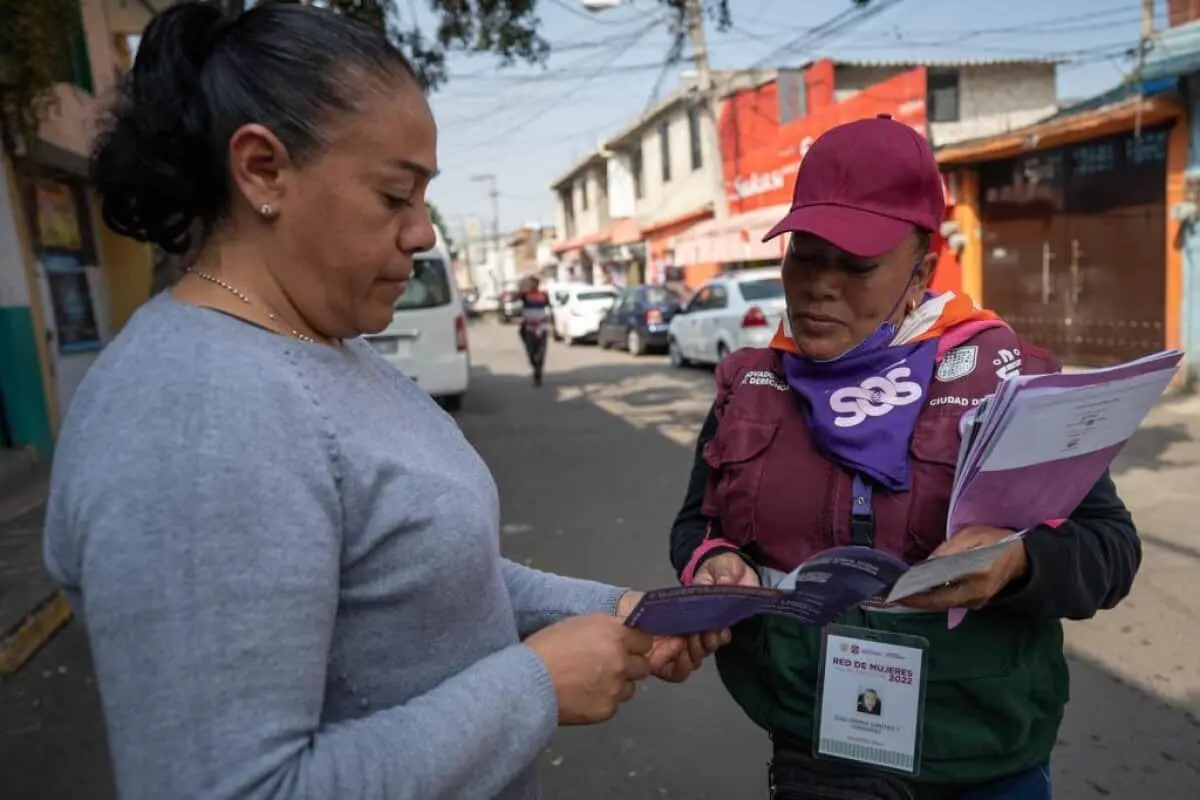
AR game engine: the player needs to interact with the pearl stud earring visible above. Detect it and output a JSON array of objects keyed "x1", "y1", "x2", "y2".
[{"x1": 259, "y1": 203, "x2": 275, "y2": 218}]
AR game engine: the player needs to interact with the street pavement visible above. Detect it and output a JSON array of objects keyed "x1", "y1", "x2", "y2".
[{"x1": 2, "y1": 318, "x2": 1200, "y2": 798}]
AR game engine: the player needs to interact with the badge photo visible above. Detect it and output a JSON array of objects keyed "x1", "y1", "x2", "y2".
[{"x1": 813, "y1": 625, "x2": 930, "y2": 776}]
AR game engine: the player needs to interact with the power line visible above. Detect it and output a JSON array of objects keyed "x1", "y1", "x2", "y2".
[
  {"x1": 451, "y1": 18, "x2": 665, "y2": 155},
  {"x1": 750, "y1": 0, "x2": 908, "y2": 69}
]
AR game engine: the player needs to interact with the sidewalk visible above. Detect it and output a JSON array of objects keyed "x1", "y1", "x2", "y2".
[{"x1": 0, "y1": 465, "x2": 68, "y2": 680}]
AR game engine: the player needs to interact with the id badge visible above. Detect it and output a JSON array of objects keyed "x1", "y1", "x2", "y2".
[{"x1": 812, "y1": 625, "x2": 929, "y2": 776}]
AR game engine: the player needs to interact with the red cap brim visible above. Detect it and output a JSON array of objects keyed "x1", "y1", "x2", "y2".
[{"x1": 762, "y1": 204, "x2": 915, "y2": 258}]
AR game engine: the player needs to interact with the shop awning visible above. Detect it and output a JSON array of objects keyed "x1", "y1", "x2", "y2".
[
  {"x1": 551, "y1": 228, "x2": 610, "y2": 256},
  {"x1": 671, "y1": 204, "x2": 791, "y2": 267},
  {"x1": 608, "y1": 217, "x2": 642, "y2": 246},
  {"x1": 936, "y1": 93, "x2": 1183, "y2": 165}
]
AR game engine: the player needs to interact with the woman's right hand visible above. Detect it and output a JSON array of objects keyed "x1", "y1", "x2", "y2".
[
  {"x1": 693, "y1": 552, "x2": 760, "y2": 587},
  {"x1": 525, "y1": 614, "x2": 654, "y2": 725}
]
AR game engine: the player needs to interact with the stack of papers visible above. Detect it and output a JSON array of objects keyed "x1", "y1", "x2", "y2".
[
  {"x1": 623, "y1": 350, "x2": 1183, "y2": 637},
  {"x1": 947, "y1": 349, "x2": 1182, "y2": 536}
]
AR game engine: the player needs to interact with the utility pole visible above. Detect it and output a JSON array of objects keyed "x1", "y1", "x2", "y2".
[
  {"x1": 684, "y1": 0, "x2": 728, "y2": 223},
  {"x1": 470, "y1": 173, "x2": 503, "y2": 282},
  {"x1": 584, "y1": 0, "x2": 728, "y2": 223},
  {"x1": 1135, "y1": 0, "x2": 1156, "y2": 136}
]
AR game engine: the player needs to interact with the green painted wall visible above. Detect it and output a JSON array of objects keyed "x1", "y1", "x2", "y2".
[{"x1": 0, "y1": 305, "x2": 54, "y2": 460}]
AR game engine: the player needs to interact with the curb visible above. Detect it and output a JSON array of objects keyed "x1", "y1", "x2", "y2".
[{"x1": 0, "y1": 590, "x2": 73, "y2": 680}]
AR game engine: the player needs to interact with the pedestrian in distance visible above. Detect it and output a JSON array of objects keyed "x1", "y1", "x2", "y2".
[
  {"x1": 42, "y1": 3, "x2": 729, "y2": 799},
  {"x1": 670, "y1": 116, "x2": 1140, "y2": 799},
  {"x1": 517, "y1": 275, "x2": 552, "y2": 386}
]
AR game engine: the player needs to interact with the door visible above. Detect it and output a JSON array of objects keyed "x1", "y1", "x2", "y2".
[
  {"x1": 24, "y1": 174, "x2": 106, "y2": 418},
  {"x1": 602, "y1": 289, "x2": 634, "y2": 345},
  {"x1": 981, "y1": 215, "x2": 1069, "y2": 355},
  {"x1": 1060, "y1": 205, "x2": 1166, "y2": 365},
  {"x1": 674, "y1": 286, "x2": 707, "y2": 360},
  {"x1": 980, "y1": 126, "x2": 1169, "y2": 366},
  {"x1": 551, "y1": 289, "x2": 571, "y2": 340},
  {"x1": 701, "y1": 283, "x2": 731, "y2": 360}
]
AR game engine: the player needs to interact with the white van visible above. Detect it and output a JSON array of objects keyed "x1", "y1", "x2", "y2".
[{"x1": 363, "y1": 228, "x2": 470, "y2": 410}]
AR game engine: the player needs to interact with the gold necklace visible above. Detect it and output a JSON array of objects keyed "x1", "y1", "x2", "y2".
[{"x1": 187, "y1": 268, "x2": 318, "y2": 344}]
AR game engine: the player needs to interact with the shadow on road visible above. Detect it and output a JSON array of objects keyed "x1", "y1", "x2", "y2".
[
  {"x1": 1111, "y1": 421, "x2": 1194, "y2": 476},
  {"x1": 4, "y1": 348, "x2": 1197, "y2": 800},
  {"x1": 461, "y1": 358, "x2": 1200, "y2": 800}
]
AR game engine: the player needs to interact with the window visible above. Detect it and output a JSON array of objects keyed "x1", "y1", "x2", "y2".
[
  {"x1": 642, "y1": 286, "x2": 680, "y2": 305},
  {"x1": 688, "y1": 286, "x2": 713, "y2": 312},
  {"x1": 578, "y1": 178, "x2": 589, "y2": 211},
  {"x1": 659, "y1": 120, "x2": 672, "y2": 183},
  {"x1": 395, "y1": 257, "x2": 452, "y2": 309},
  {"x1": 577, "y1": 290, "x2": 616, "y2": 302},
  {"x1": 738, "y1": 277, "x2": 784, "y2": 302},
  {"x1": 707, "y1": 284, "x2": 729, "y2": 309},
  {"x1": 687, "y1": 106, "x2": 703, "y2": 171},
  {"x1": 927, "y1": 71, "x2": 960, "y2": 123},
  {"x1": 632, "y1": 147, "x2": 644, "y2": 199},
  {"x1": 777, "y1": 69, "x2": 808, "y2": 125},
  {"x1": 24, "y1": 175, "x2": 102, "y2": 354}
]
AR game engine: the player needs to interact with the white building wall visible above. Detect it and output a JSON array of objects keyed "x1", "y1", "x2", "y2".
[
  {"x1": 930, "y1": 63, "x2": 1058, "y2": 146},
  {"x1": 632, "y1": 105, "x2": 720, "y2": 225},
  {"x1": 565, "y1": 165, "x2": 609, "y2": 238}
]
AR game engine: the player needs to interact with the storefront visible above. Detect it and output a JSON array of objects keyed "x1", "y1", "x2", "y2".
[
  {"x1": 671, "y1": 204, "x2": 790, "y2": 287},
  {"x1": 599, "y1": 218, "x2": 645, "y2": 286},
  {"x1": 640, "y1": 206, "x2": 713, "y2": 287},
  {"x1": 671, "y1": 65, "x2": 970, "y2": 291},
  {"x1": 23, "y1": 169, "x2": 110, "y2": 417},
  {"x1": 938, "y1": 89, "x2": 1186, "y2": 367}
]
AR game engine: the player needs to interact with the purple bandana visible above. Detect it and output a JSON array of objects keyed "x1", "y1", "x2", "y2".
[{"x1": 783, "y1": 325, "x2": 937, "y2": 491}]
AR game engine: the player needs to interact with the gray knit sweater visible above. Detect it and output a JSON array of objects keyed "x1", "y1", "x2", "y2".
[{"x1": 43, "y1": 294, "x2": 625, "y2": 799}]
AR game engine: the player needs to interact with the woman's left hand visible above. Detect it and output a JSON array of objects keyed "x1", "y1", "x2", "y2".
[
  {"x1": 616, "y1": 591, "x2": 731, "y2": 683},
  {"x1": 900, "y1": 526, "x2": 1028, "y2": 612}
]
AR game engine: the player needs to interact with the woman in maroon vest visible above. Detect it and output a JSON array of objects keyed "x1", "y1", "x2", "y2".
[{"x1": 670, "y1": 116, "x2": 1140, "y2": 799}]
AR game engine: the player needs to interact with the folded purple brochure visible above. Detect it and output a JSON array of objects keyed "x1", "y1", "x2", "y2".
[{"x1": 625, "y1": 547, "x2": 910, "y2": 637}]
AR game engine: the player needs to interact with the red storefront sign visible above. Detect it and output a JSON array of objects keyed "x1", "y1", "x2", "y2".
[{"x1": 721, "y1": 66, "x2": 929, "y2": 216}]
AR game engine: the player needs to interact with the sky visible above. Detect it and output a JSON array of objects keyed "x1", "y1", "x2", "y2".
[{"x1": 417, "y1": 0, "x2": 1161, "y2": 241}]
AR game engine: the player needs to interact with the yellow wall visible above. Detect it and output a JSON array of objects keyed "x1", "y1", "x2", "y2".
[
  {"x1": 953, "y1": 170, "x2": 983, "y2": 306},
  {"x1": 94, "y1": 197, "x2": 153, "y2": 333}
]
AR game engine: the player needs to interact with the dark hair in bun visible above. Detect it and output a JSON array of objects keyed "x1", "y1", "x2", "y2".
[{"x1": 91, "y1": 0, "x2": 417, "y2": 255}]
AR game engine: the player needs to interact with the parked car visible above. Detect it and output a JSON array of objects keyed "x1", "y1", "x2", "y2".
[
  {"x1": 462, "y1": 287, "x2": 481, "y2": 318},
  {"x1": 499, "y1": 281, "x2": 523, "y2": 324},
  {"x1": 667, "y1": 268, "x2": 786, "y2": 367},
  {"x1": 597, "y1": 284, "x2": 682, "y2": 356},
  {"x1": 362, "y1": 247, "x2": 470, "y2": 411},
  {"x1": 548, "y1": 283, "x2": 617, "y2": 344}
]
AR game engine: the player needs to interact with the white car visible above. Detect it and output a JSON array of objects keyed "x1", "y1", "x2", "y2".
[
  {"x1": 363, "y1": 247, "x2": 470, "y2": 411},
  {"x1": 549, "y1": 283, "x2": 617, "y2": 344},
  {"x1": 667, "y1": 268, "x2": 786, "y2": 367}
]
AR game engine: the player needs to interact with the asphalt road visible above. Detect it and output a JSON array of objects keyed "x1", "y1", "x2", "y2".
[{"x1": 3, "y1": 318, "x2": 1199, "y2": 799}]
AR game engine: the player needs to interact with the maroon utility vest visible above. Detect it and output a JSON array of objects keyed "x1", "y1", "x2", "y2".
[{"x1": 701, "y1": 326, "x2": 1060, "y2": 573}]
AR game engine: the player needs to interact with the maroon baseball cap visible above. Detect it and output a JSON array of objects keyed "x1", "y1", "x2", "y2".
[{"x1": 763, "y1": 114, "x2": 945, "y2": 257}]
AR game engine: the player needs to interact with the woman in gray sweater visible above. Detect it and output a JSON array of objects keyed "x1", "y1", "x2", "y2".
[{"x1": 42, "y1": 3, "x2": 725, "y2": 798}]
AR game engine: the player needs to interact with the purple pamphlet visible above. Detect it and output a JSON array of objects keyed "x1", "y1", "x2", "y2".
[
  {"x1": 629, "y1": 352, "x2": 1183, "y2": 637},
  {"x1": 942, "y1": 350, "x2": 1182, "y2": 628},
  {"x1": 624, "y1": 547, "x2": 909, "y2": 637}
]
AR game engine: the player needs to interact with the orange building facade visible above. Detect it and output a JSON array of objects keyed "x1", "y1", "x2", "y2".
[{"x1": 670, "y1": 60, "x2": 963, "y2": 294}]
